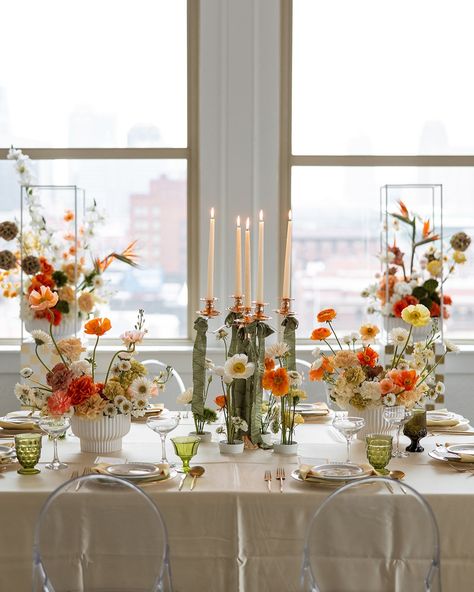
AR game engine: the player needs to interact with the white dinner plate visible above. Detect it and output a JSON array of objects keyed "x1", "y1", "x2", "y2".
[
  {"x1": 105, "y1": 462, "x2": 164, "y2": 479},
  {"x1": 307, "y1": 462, "x2": 373, "y2": 482},
  {"x1": 447, "y1": 444, "x2": 474, "y2": 456},
  {"x1": 291, "y1": 469, "x2": 340, "y2": 487},
  {"x1": 0, "y1": 416, "x2": 40, "y2": 426},
  {"x1": 428, "y1": 448, "x2": 470, "y2": 463},
  {"x1": 0, "y1": 445, "x2": 15, "y2": 457},
  {"x1": 427, "y1": 411, "x2": 455, "y2": 422}
]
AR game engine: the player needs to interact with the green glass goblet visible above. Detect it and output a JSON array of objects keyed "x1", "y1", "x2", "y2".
[
  {"x1": 366, "y1": 434, "x2": 393, "y2": 476},
  {"x1": 403, "y1": 409, "x2": 427, "y2": 453},
  {"x1": 171, "y1": 436, "x2": 201, "y2": 473},
  {"x1": 15, "y1": 433, "x2": 42, "y2": 475}
]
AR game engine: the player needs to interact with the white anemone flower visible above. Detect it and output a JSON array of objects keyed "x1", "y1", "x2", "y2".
[
  {"x1": 177, "y1": 387, "x2": 193, "y2": 405},
  {"x1": 435, "y1": 381, "x2": 446, "y2": 395},
  {"x1": 224, "y1": 354, "x2": 255, "y2": 380},
  {"x1": 389, "y1": 328, "x2": 410, "y2": 346},
  {"x1": 104, "y1": 402, "x2": 117, "y2": 417},
  {"x1": 130, "y1": 377, "x2": 154, "y2": 399},
  {"x1": 384, "y1": 392, "x2": 397, "y2": 406}
]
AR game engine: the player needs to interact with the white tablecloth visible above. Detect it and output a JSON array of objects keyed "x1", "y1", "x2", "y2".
[{"x1": 1, "y1": 419, "x2": 473, "y2": 591}]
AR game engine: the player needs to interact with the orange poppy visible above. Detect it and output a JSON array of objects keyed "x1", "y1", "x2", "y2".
[
  {"x1": 64, "y1": 210, "x2": 74, "y2": 222},
  {"x1": 28, "y1": 285, "x2": 59, "y2": 311},
  {"x1": 310, "y1": 327, "x2": 331, "y2": 341},
  {"x1": 357, "y1": 347, "x2": 379, "y2": 368},
  {"x1": 84, "y1": 317, "x2": 111, "y2": 336},
  {"x1": 39, "y1": 257, "x2": 54, "y2": 275},
  {"x1": 262, "y1": 368, "x2": 289, "y2": 396},
  {"x1": 392, "y1": 369, "x2": 418, "y2": 392},
  {"x1": 264, "y1": 357, "x2": 275, "y2": 371},
  {"x1": 317, "y1": 308, "x2": 337, "y2": 323},
  {"x1": 215, "y1": 395, "x2": 227, "y2": 408},
  {"x1": 309, "y1": 357, "x2": 334, "y2": 381}
]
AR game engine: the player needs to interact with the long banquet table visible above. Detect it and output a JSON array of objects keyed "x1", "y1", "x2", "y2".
[{"x1": 1, "y1": 417, "x2": 474, "y2": 592}]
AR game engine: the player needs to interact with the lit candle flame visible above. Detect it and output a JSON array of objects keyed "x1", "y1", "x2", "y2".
[
  {"x1": 237, "y1": 215, "x2": 241, "y2": 227},
  {"x1": 210, "y1": 207, "x2": 215, "y2": 219},
  {"x1": 288, "y1": 209, "x2": 292, "y2": 221},
  {"x1": 259, "y1": 210, "x2": 264, "y2": 221},
  {"x1": 246, "y1": 217, "x2": 250, "y2": 230}
]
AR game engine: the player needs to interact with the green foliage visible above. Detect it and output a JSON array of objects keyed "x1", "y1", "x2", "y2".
[
  {"x1": 55, "y1": 299, "x2": 70, "y2": 314},
  {"x1": 52, "y1": 270, "x2": 68, "y2": 287},
  {"x1": 412, "y1": 286, "x2": 427, "y2": 300},
  {"x1": 423, "y1": 279, "x2": 438, "y2": 294}
]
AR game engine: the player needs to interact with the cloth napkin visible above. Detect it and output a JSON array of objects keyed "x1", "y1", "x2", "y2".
[
  {"x1": 442, "y1": 444, "x2": 474, "y2": 463},
  {"x1": 427, "y1": 418, "x2": 459, "y2": 427},
  {"x1": 0, "y1": 419, "x2": 39, "y2": 430}
]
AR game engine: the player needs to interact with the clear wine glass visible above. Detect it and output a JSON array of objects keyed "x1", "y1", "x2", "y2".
[
  {"x1": 146, "y1": 413, "x2": 180, "y2": 467},
  {"x1": 332, "y1": 416, "x2": 365, "y2": 463},
  {"x1": 38, "y1": 416, "x2": 71, "y2": 470},
  {"x1": 383, "y1": 406, "x2": 412, "y2": 458}
]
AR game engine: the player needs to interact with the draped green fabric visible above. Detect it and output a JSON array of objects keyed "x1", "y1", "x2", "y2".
[
  {"x1": 249, "y1": 320, "x2": 274, "y2": 443},
  {"x1": 225, "y1": 311, "x2": 240, "y2": 358},
  {"x1": 191, "y1": 316, "x2": 209, "y2": 416},
  {"x1": 282, "y1": 315, "x2": 299, "y2": 372}
]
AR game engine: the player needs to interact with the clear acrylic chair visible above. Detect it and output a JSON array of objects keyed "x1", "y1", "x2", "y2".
[
  {"x1": 141, "y1": 359, "x2": 186, "y2": 395},
  {"x1": 33, "y1": 474, "x2": 173, "y2": 592},
  {"x1": 301, "y1": 476, "x2": 441, "y2": 592}
]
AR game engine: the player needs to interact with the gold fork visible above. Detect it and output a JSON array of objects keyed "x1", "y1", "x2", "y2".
[
  {"x1": 276, "y1": 467, "x2": 286, "y2": 493},
  {"x1": 264, "y1": 470, "x2": 272, "y2": 493}
]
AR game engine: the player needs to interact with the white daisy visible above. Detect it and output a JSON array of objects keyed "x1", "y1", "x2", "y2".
[
  {"x1": 265, "y1": 342, "x2": 289, "y2": 359},
  {"x1": 118, "y1": 360, "x2": 131, "y2": 372},
  {"x1": 134, "y1": 397, "x2": 148, "y2": 410},
  {"x1": 130, "y1": 377, "x2": 154, "y2": 399},
  {"x1": 119, "y1": 400, "x2": 133, "y2": 414},
  {"x1": 435, "y1": 381, "x2": 446, "y2": 395},
  {"x1": 30, "y1": 330, "x2": 52, "y2": 346},
  {"x1": 224, "y1": 354, "x2": 255, "y2": 380},
  {"x1": 114, "y1": 395, "x2": 127, "y2": 408},
  {"x1": 389, "y1": 328, "x2": 410, "y2": 346},
  {"x1": 14, "y1": 383, "x2": 34, "y2": 403},
  {"x1": 132, "y1": 408, "x2": 146, "y2": 418},
  {"x1": 92, "y1": 275, "x2": 104, "y2": 289},
  {"x1": 288, "y1": 370, "x2": 303, "y2": 387},
  {"x1": 231, "y1": 416, "x2": 248, "y2": 431},
  {"x1": 20, "y1": 367, "x2": 34, "y2": 379},
  {"x1": 177, "y1": 387, "x2": 193, "y2": 405},
  {"x1": 423, "y1": 349, "x2": 436, "y2": 365},
  {"x1": 444, "y1": 339, "x2": 460, "y2": 353},
  {"x1": 103, "y1": 402, "x2": 117, "y2": 417},
  {"x1": 118, "y1": 352, "x2": 133, "y2": 361}
]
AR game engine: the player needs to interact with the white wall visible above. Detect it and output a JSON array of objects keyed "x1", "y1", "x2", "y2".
[{"x1": 1, "y1": 0, "x2": 474, "y2": 421}]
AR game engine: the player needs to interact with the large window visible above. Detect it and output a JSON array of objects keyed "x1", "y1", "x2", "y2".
[
  {"x1": 286, "y1": 0, "x2": 474, "y2": 339},
  {"x1": 0, "y1": 0, "x2": 196, "y2": 340}
]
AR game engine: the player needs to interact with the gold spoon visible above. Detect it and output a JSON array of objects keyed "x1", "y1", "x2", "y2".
[
  {"x1": 189, "y1": 466, "x2": 205, "y2": 491},
  {"x1": 389, "y1": 470, "x2": 405, "y2": 481}
]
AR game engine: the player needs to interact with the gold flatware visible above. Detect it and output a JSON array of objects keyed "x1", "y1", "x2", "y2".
[
  {"x1": 82, "y1": 466, "x2": 92, "y2": 476},
  {"x1": 276, "y1": 467, "x2": 286, "y2": 493},
  {"x1": 189, "y1": 466, "x2": 205, "y2": 491},
  {"x1": 70, "y1": 470, "x2": 79, "y2": 480},
  {"x1": 264, "y1": 470, "x2": 272, "y2": 493},
  {"x1": 178, "y1": 473, "x2": 187, "y2": 491},
  {"x1": 388, "y1": 470, "x2": 408, "y2": 494}
]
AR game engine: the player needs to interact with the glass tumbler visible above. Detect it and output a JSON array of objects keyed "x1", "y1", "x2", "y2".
[
  {"x1": 366, "y1": 434, "x2": 393, "y2": 475},
  {"x1": 15, "y1": 433, "x2": 42, "y2": 475}
]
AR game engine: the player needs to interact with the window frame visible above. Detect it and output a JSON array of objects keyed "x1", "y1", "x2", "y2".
[
  {"x1": 0, "y1": 0, "x2": 199, "y2": 344},
  {"x1": 281, "y1": 0, "x2": 474, "y2": 343}
]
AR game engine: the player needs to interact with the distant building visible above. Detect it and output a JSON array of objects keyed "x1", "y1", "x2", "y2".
[{"x1": 129, "y1": 175, "x2": 186, "y2": 276}]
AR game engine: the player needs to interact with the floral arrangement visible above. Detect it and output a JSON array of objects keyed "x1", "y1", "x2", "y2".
[
  {"x1": 262, "y1": 342, "x2": 305, "y2": 445},
  {"x1": 362, "y1": 200, "x2": 471, "y2": 321},
  {"x1": 15, "y1": 290, "x2": 171, "y2": 418},
  {"x1": 1, "y1": 147, "x2": 138, "y2": 329},
  {"x1": 309, "y1": 306, "x2": 455, "y2": 410},
  {"x1": 177, "y1": 384, "x2": 218, "y2": 435}
]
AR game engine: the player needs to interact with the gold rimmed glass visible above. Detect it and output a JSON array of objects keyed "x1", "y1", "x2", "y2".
[
  {"x1": 15, "y1": 433, "x2": 42, "y2": 475},
  {"x1": 171, "y1": 436, "x2": 201, "y2": 473}
]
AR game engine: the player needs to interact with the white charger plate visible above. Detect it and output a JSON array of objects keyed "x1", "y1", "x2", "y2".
[
  {"x1": 305, "y1": 462, "x2": 373, "y2": 482},
  {"x1": 447, "y1": 444, "x2": 474, "y2": 456},
  {"x1": 105, "y1": 462, "x2": 165, "y2": 480}
]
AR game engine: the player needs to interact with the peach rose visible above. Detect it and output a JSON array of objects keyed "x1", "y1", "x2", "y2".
[
  {"x1": 78, "y1": 292, "x2": 95, "y2": 314},
  {"x1": 380, "y1": 378, "x2": 395, "y2": 394}
]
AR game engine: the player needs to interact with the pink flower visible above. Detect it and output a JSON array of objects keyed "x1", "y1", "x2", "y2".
[
  {"x1": 380, "y1": 378, "x2": 395, "y2": 394},
  {"x1": 47, "y1": 390, "x2": 72, "y2": 416},
  {"x1": 46, "y1": 363, "x2": 74, "y2": 391},
  {"x1": 120, "y1": 330, "x2": 146, "y2": 345},
  {"x1": 28, "y1": 285, "x2": 58, "y2": 310}
]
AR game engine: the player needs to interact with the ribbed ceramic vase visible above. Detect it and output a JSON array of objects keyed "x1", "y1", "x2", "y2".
[
  {"x1": 383, "y1": 316, "x2": 433, "y2": 342},
  {"x1": 348, "y1": 405, "x2": 392, "y2": 440},
  {"x1": 71, "y1": 414, "x2": 131, "y2": 453},
  {"x1": 24, "y1": 316, "x2": 79, "y2": 340}
]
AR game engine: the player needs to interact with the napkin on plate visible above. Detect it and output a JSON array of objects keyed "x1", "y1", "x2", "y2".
[
  {"x1": 442, "y1": 444, "x2": 474, "y2": 463},
  {"x1": 91, "y1": 462, "x2": 170, "y2": 480},
  {"x1": 427, "y1": 418, "x2": 459, "y2": 427}
]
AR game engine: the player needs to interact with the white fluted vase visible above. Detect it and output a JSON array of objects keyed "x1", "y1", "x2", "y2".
[
  {"x1": 383, "y1": 316, "x2": 433, "y2": 342},
  {"x1": 348, "y1": 405, "x2": 393, "y2": 441},
  {"x1": 24, "y1": 316, "x2": 80, "y2": 340},
  {"x1": 71, "y1": 414, "x2": 131, "y2": 453}
]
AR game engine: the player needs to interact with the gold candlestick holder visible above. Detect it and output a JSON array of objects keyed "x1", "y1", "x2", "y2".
[
  {"x1": 253, "y1": 301, "x2": 270, "y2": 321},
  {"x1": 229, "y1": 294, "x2": 244, "y2": 314},
  {"x1": 275, "y1": 296, "x2": 295, "y2": 317},
  {"x1": 197, "y1": 297, "x2": 220, "y2": 318},
  {"x1": 236, "y1": 305, "x2": 254, "y2": 326}
]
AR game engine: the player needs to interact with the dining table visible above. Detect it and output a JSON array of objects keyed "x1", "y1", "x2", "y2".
[{"x1": 1, "y1": 414, "x2": 474, "y2": 592}]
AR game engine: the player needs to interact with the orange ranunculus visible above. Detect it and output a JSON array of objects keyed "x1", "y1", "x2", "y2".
[
  {"x1": 39, "y1": 257, "x2": 54, "y2": 275},
  {"x1": 215, "y1": 395, "x2": 227, "y2": 408},
  {"x1": 392, "y1": 369, "x2": 418, "y2": 392},
  {"x1": 264, "y1": 357, "x2": 275, "y2": 371},
  {"x1": 317, "y1": 308, "x2": 337, "y2": 323},
  {"x1": 310, "y1": 327, "x2": 331, "y2": 341},
  {"x1": 393, "y1": 298, "x2": 409, "y2": 318},
  {"x1": 262, "y1": 368, "x2": 289, "y2": 396},
  {"x1": 84, "y1": 317, "x2": 111, "y2": 336},
  {"x1": 64, "y1": 210, "x2": 74, "y2": 222},
  {"x1": 29, "y1": 285, "x2": 59, "y2": 310},
  {"x1": 66, "y1": 375, "x2": 96, "y2": 405},
  {"x1": 309, "y1": 357, "x2": 334, "y2": 382},
  {"x1": 430, "y1": 301, "x2": 441, "y2": 317},
  {"x1": 357, "y1": 347, "x2": 379, "y2": 368},
  {"x1": 28, "y1": 273, "x2": 55, "y2": 294}
]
